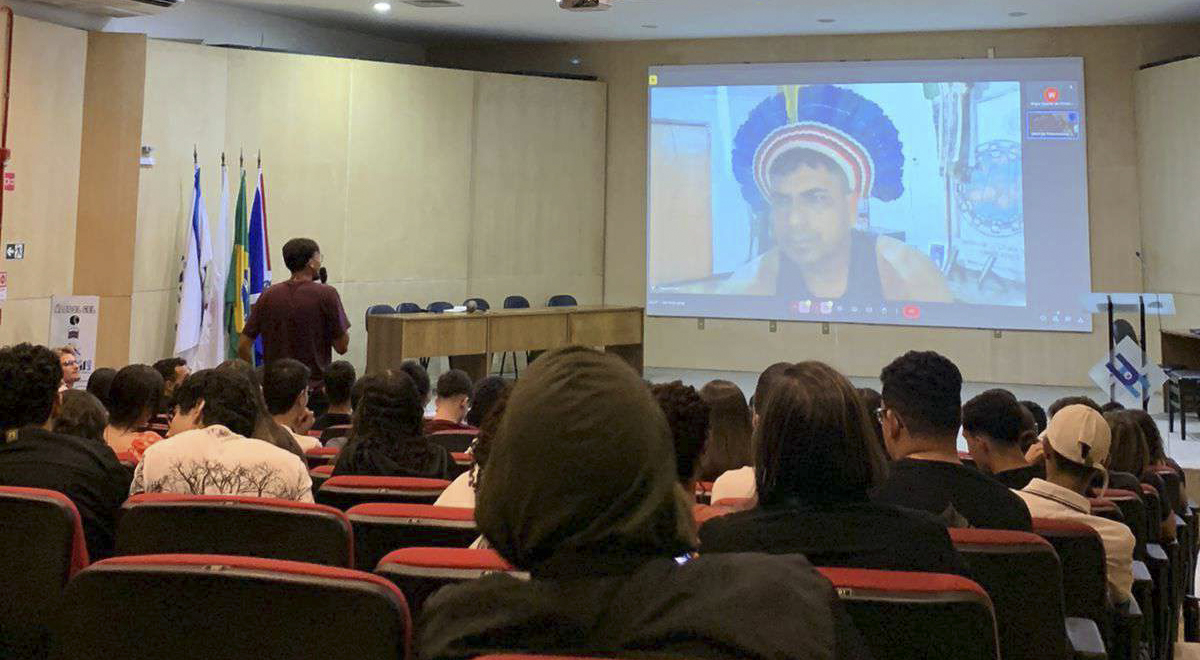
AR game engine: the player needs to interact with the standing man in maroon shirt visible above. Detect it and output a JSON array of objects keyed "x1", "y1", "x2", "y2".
[{"x1": 239, "y1": 238, "x2": 350, "y2": 418}]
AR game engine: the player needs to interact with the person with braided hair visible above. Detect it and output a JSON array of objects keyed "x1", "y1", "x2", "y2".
[
  {"x1": 333, "y1": 370, "x2": 453, "y2": 480},
  {"x1": 131, "y1": 369, "x2": 313, "y2": 502}
]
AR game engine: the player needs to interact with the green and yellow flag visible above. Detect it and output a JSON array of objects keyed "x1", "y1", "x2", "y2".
[{"x1": 224, "y1": 168, "x2": 250, "y2": 358}]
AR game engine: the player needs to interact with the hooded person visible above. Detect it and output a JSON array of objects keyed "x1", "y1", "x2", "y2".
[{"x1": 418, "y1": 346, "x2": 870, "y2": 660}]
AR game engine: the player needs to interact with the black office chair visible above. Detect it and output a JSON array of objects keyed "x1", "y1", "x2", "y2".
[
  {"x1": 365, "y1": 304, "x2": 395, "y2": 329},
  {"x1": 427, "y1": 301, "x2": 454, "y2": 313},
  {"x1": 500, "y1": 296, "x2": 531, "y2": 378},
  {"x1": 547, "y1": 294, "x2": 578, "y2": 307},
  {"x1": 396, "y1": 303, "x2": 422, "y2": 314},
  {"x1": 463, "y1": 298, "x2": 490, "y2": 311}
]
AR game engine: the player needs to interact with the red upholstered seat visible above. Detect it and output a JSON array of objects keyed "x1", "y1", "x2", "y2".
[
  {"x1": 428, "y1": 429, "x2": 477, "y2": 453},
  {"x1": 304, "y1": 445, "x2": 341, "y2": 469},
  {"x1": 54, "y1": 554, "x2": 411, "y2": 660},
  {"x1": 694, "y1": 480, "x2": 714, "y2": 505},
  {"x1": 320, "y1": 424, "x2": 352, "y2": 444},
  {"x1": 0, "y1": 487, "x2": 90, "y2": 658},
  {"x1": 311, "y1": 463, "x2": 335, "y2": 491},
  {"x1": 711, "y1": 497, "x2": 754, "y2": 509},
  {"x1": 452, "y1": 452, "x2": 472, "y2": 466},
  {"x1": 474, "y1": 656, "x2": 622, "y2": 660},
  {"x1": 818, "y1": 567, "x2": 999, "y2": 660},
  {"x1": 1031, "y1": 518, "x2": 1110, "y2": 628},
  {"x1": 376, "y1": 547, "x2": 524, "y2": 616},
  {"x1": 117, "y1": 493, "x2": 353, "y2": 567},
  {"x1": 348, "y1": 504, "x2": 478, "y2": 569},
  {"x1": 318, "y1": 476, "x2": 451, "y2": 510},
  {"x1": 306, "y1": 429, "x2": 323, "y2": 438}
]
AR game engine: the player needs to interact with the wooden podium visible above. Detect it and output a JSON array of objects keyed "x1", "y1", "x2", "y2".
[{"x1": 365, "y1": 305, "x2": 645, "y2": 381}]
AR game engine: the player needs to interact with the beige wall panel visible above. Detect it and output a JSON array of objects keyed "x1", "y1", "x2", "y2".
[
  {"x1": 0, "y1": 298, "x2": 50, "y2": 347},
  {"x1": 338, "y1": 278, "x2": 468, "y2": 370},
  {"x1": 1136, "y1": 57, "x2": 1200, "y2": 337},
  {"x1": 94, "y1": 295, "x2": 131, "y2": 369},
  {"x1": 224, "y1": 50, "x2": 350, "y2": 280},
  {"x1": 469, "y1": 73, "x2": 605, "y2": 284},
  {"x1": 343, "y1": 61, "x2": 475, "y2": 283},
  {"x1": 128, "y1": 289, "x2": 174, "y2": 365},
  {"x1": 430, "y1": 24, "x2": 1200, "y2": 385}
]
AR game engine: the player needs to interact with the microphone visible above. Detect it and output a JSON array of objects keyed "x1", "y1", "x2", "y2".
[
  {"x1": 318, "y1": 267, "x2": 328, "y2": 284},
  {"x1": 465, "y1": 300, "x2": 478, "y2": 314}
]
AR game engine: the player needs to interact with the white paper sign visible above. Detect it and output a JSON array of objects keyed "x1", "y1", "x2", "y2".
[
  {"x1": 49, "y1": 295, "x2": 99, "y2": 388},
  {"x1": 1088, "y1": 336, "x2": 1168, "y2": 408}
]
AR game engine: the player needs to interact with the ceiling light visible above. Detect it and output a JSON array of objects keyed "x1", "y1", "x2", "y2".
[
  {"x1": 817, "y1": 18, "x2": 836, "y2": 23},
  {"x1": 1008, "y1": 11, "x2": 1027, "y2": 17},
  {"x1": 641, "y1": 24, "x2": 658, "y2": 29},
  {"x1": 373, "y1": 1, "x2": 392, "y2": 12}
]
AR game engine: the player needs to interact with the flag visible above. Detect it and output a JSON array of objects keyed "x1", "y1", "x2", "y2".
[
  {"x1": 174, "y1": 165, "x2": 211, "y2": 361},
  {"x1": 224, "y1": 168, "x2": 250, "y2": 359},
  {"x1": 195, "y1": 161, "x2": 230, "y2": 370},
  {"x1": 247, "y1": 165, "x2": 271, "y2": 364}
]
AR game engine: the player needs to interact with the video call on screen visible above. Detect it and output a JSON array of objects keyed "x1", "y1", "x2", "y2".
[{"x1": 645, "y1": 58, "x2": 1093, "y2": 332}]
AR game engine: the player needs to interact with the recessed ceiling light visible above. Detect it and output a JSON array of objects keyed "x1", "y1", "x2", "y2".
[
  {"x1": 569, "y1": 56, "x2": 582, "y2": 65},
  {"x1": 373, "y1": 1, "x2": 392, "y2": 12},
  {"x1": 641, "y1": 24, "x2": 658, "y2": 29},
  {"x1": 1008, "y1": 11, "x2": 1027, "y2": 17},
  {"x1": 817, "y1": 18, "x2": 836, "y2": 23}
]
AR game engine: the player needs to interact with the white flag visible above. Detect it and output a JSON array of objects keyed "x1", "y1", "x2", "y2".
[
  {"x1": 174, "y1": 165, "x2": 212, "y2": 360},
  {"x1": 194, "y1": 162, "x2": 231, "y2": 370}
]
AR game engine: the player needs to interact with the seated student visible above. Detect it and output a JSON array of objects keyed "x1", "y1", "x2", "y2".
[
  {"x1": 699, "y1": 362, "x2": 964, "y2": 574},
  {"x1": 1017, "y1": 405, "x2": 1135, "y2": 605},
  {"x1": 262, "y1": 358, "x2": 320, "y2": 452},
  {"x1": 419, "y1": 347, "x2": 870, "y2": 660},
  {"x1": 54, "y1": 390, "x2": 110, "y2": 445},
  {"x1": 1105, "y1": 409, "x2": 1176, "y2": 542},
  {"x1": 56, "y1": 345, "x2": 81, "y2": 391},
  {"x1": 434, "y1": 389, "x2": 510, "y2": 509},
  {"x1": 0, "y1": 343, "x2": 129, "y2": 560},
  {"x1": 857, "y1": 387, "x2": 888, "y2": 463},
  {"x1": 872, "y1": 351, "x2": 1032, "y2": 531},
  {"x1": 333, "y1": 371, "x2": 453, "y2": 480},
  {"x1": 1136, "y1": 408, "x2": 1186, "y2": 483},
  {"x1": 215, "y1": 360, "x2": 306, "y2": 459},
  {"x1": 1021, "y1": 400, "x2": 1048, "y2": 434},
  {"x1": 103, "y1": 364, "x2": 165, "y2": 461},
  {"x1": 152, "y1": 357, "x2": 189, "y2": 412},
  {"x1": 710, "y1": 361, "x2": 792, "y2": 503},
  {"x1": 962, "y1": 389, "x2": 1045, "y2": 489},
  {"x1": 650, "y1": 380, "x2": 711, "y2": 494},
  {"x1": 696, "y1": 380, "x2": 753, "y2": 483},
  {"x1": 424, "y1": 369, "x2": 478, "y2": 434},
  {"x1": 85, "y1": 367, "x2": 117, "y2": 413},
  {"x1": 312, "y1": 360, "x2": 355, "y2": 431},
  {"x1": 1048, "y1": 395, "x2": 1102, "y2": 419},
  {"x1": 465, "y1": 376, "x2": 509, "y2": 429},
  {"x1": 400, "y1": 360, "x2": 432, "y2": 411},
  {"x1": 131, "y1": 370, "x2": 313, "y2": 502}
]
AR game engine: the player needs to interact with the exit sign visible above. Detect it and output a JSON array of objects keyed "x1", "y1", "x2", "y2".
[{"x1": 4, "y1": 243, "x2": 24, "y2": 260}]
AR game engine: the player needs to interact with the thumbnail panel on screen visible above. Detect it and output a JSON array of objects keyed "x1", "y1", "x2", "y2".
[{"x1": 646, "y1": 60, "x2": 1091, "y2": 332}]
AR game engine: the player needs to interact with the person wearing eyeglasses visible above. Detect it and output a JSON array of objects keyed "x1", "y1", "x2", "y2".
[{"x1": 56, "y1": 345, "x2": 81, "y2": 391}]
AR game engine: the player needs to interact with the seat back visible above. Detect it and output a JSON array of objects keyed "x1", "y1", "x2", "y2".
[
  {"x1": 950, "y1": 528, "x2": 1068, "y2": 660},
  {"x1": 318, "y1": 476, "x2": 451, "y2": 510},
  {"x1": 348, "y1": 504, "x2": 478, "y2": 569},
  {"x1": 311, "y1": 464, "x2": 334, "y2": 491},
  {"x1": 427, "y1": 301, "x2": 454, "y2": 314},
  {"x1": 0, "y1": 487, "x2": 89, "y2": 658},
  {"x1": 1094, "y1": 488, "x2": 1149, "y2": 555},
  {"x1": 1032, "y1": 518, "x2": 1108, "y2": 625},
  {"x1": 503, "y1": 296, "x2": 530, "y2": 309},
  {"x1": 54, "y1": 554, "x2": 411, "y2": 660},
  {"x1": 305, "y1": 445, "x2": 341, "y2": 469},
  {"x1": 397, "y1": 302, "x2": 423, "y2": 314},
  {"x1": 547, "y1": 294, "x2": 577, "y2": 307},
  {"x1": 320, "y1": 424, "x2": 353, "y2": 444},
  {"x1": 116, "y1": 494, "x2": 354, "y2": 567},
  {"x1": 463, "y1": 297, "x2": 491, "y2": 311},
  {"x1": 428, "y1": 430, "x2": 477, "y2": 453},
  {"x1": 818, "y1": 567, "x2": 1000, "y2": 660},
  {"x1": 1146, "y1": 467, "x2": 1186, "y2": 515},
  {"x1": 366, "y1": 304, "x2": 396, "y2": 324},
  {"x1": 1139, "y1": 484, "x2": 1164, "y2": 543},
  {"x1": 375, "y1": 547, "x2": 524, "y2": 616}
]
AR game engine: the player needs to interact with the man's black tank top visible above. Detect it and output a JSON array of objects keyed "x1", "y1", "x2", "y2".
[{"x1": 776, "y1": 229, "x2": 884, "y2": 302}]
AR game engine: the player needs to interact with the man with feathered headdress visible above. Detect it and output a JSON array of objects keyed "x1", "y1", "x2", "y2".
[{"x1": 678, "y1": 84, "x2": 952, "y2": 303}]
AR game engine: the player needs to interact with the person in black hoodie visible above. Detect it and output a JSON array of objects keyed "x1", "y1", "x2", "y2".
[
  {"x1": 0, "y1": 343, "x2": 129, "y2": 560},
  {"x1": 332, "y1": 370, "x2": 451, "y2": 480},
  {"x1": 419, "y1": 346, "x2": 870, "y2": 660}
]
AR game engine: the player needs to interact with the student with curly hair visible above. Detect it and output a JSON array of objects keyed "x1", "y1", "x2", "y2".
[
  {"x1": 0, "y1": 343, "x2": 129, "y2": 560},
  {"x1": 650, "y1": 380, "x2": 710, "y2": 491},
  {"x1": 334, "y1": 371, "x2": 453, "y2": 480}
]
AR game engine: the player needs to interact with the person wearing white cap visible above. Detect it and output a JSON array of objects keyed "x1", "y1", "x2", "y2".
[{"x1": 1016, "y1": 404, "x2": 1135, "y2": 605}]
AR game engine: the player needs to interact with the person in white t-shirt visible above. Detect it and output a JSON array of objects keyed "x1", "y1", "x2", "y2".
[
  {"x1": 131, "y1": 369, "x2": 313, "y2": 502},
  {"x1": 1016, "y1": 404, "x2": 1134, "y2": 605},
  {"x1": 711, "y1": 362, "x2": 792, "y2": 503},
  {"x1": 262, "y1": 358, "x2": 320, "y2": 452}
]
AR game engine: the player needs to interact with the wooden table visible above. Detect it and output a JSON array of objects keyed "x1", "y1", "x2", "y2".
[{"x1": 365, "y1": 305, "x2": 644, "y2": 381}]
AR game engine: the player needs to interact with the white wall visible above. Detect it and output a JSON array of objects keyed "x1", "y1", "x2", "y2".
[{"x1": 5, "y1": 0, "x2": 423, "y2": 63}]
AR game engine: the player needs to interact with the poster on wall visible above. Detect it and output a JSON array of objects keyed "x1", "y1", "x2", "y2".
[{"x1": 49, "y1": 295, "x2": 99, "y2": 389}]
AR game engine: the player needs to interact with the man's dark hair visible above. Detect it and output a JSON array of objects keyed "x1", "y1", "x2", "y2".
[
  {"x1": 282, "y1": 238, "x2": 320, "y2": 273},
  {"x1": 769, "y1": 148, "x2": 850, "y2": 193},
  {"x1": 108, "y1": 364, "x2": 164, "y2": 429},
  {"x1": 399, "y1": 360, "x2": 431, "y2": 403},
  {"x1": 0, "y1": 343, "x2": 63, "y2": 431},
  {"x1": 152, "y1": 357, "x2": 187, "y2": 384},
  {"x1": 436, "y1": 369, "x2": 473, "y2": 399},
  {"x1": 324, "y1": 361, "x2": 356, "y2": 407},
  {"x1": 54, "y1": 390, "x2": 109, "y2": 443},
  {"x1": 173, "y1": 369, "x2": 258, "y2": 437},
  {"x1": 650, "y1": 381, "x2": 711, "y2": 484},
  {"x1": 1047, "y1": 396, "x2": 1102, "y2": 421},
  {"x1": 85, "y1": 367, "x2": 117, "y2": 412},
  {"x1": 467, "y1": 376, "x2": 511, "y2": 428},
  {"x1": 1099, "y1": 401, "x2": 1125, "y2": 413},
  {"x1": 262, "y1": 359, "x2": 311, "y2": 415},
  {"x1": 757, "y1": 362, "x2": 887, "y2": 505},
  {"x1": 1020, "y1": 400, "x2": 1048, "y2": 434},
  {"x1": 962, "y1": 389, "x2": 1025, "y2": 447},
  {"x1": 880, "y1": 350, "x2": 962, "y2": 438},
  {"x1": 753, "y1": 362, "x2": 793, "y2": 415}
]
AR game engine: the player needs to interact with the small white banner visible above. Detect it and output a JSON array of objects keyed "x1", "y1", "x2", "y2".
[
  {"x1": 49, "y1": 295, "x2": 99, "y2": 389},
  {"x1": 1089, "y1": 336, "x2": 1168, "y2": 408}
]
